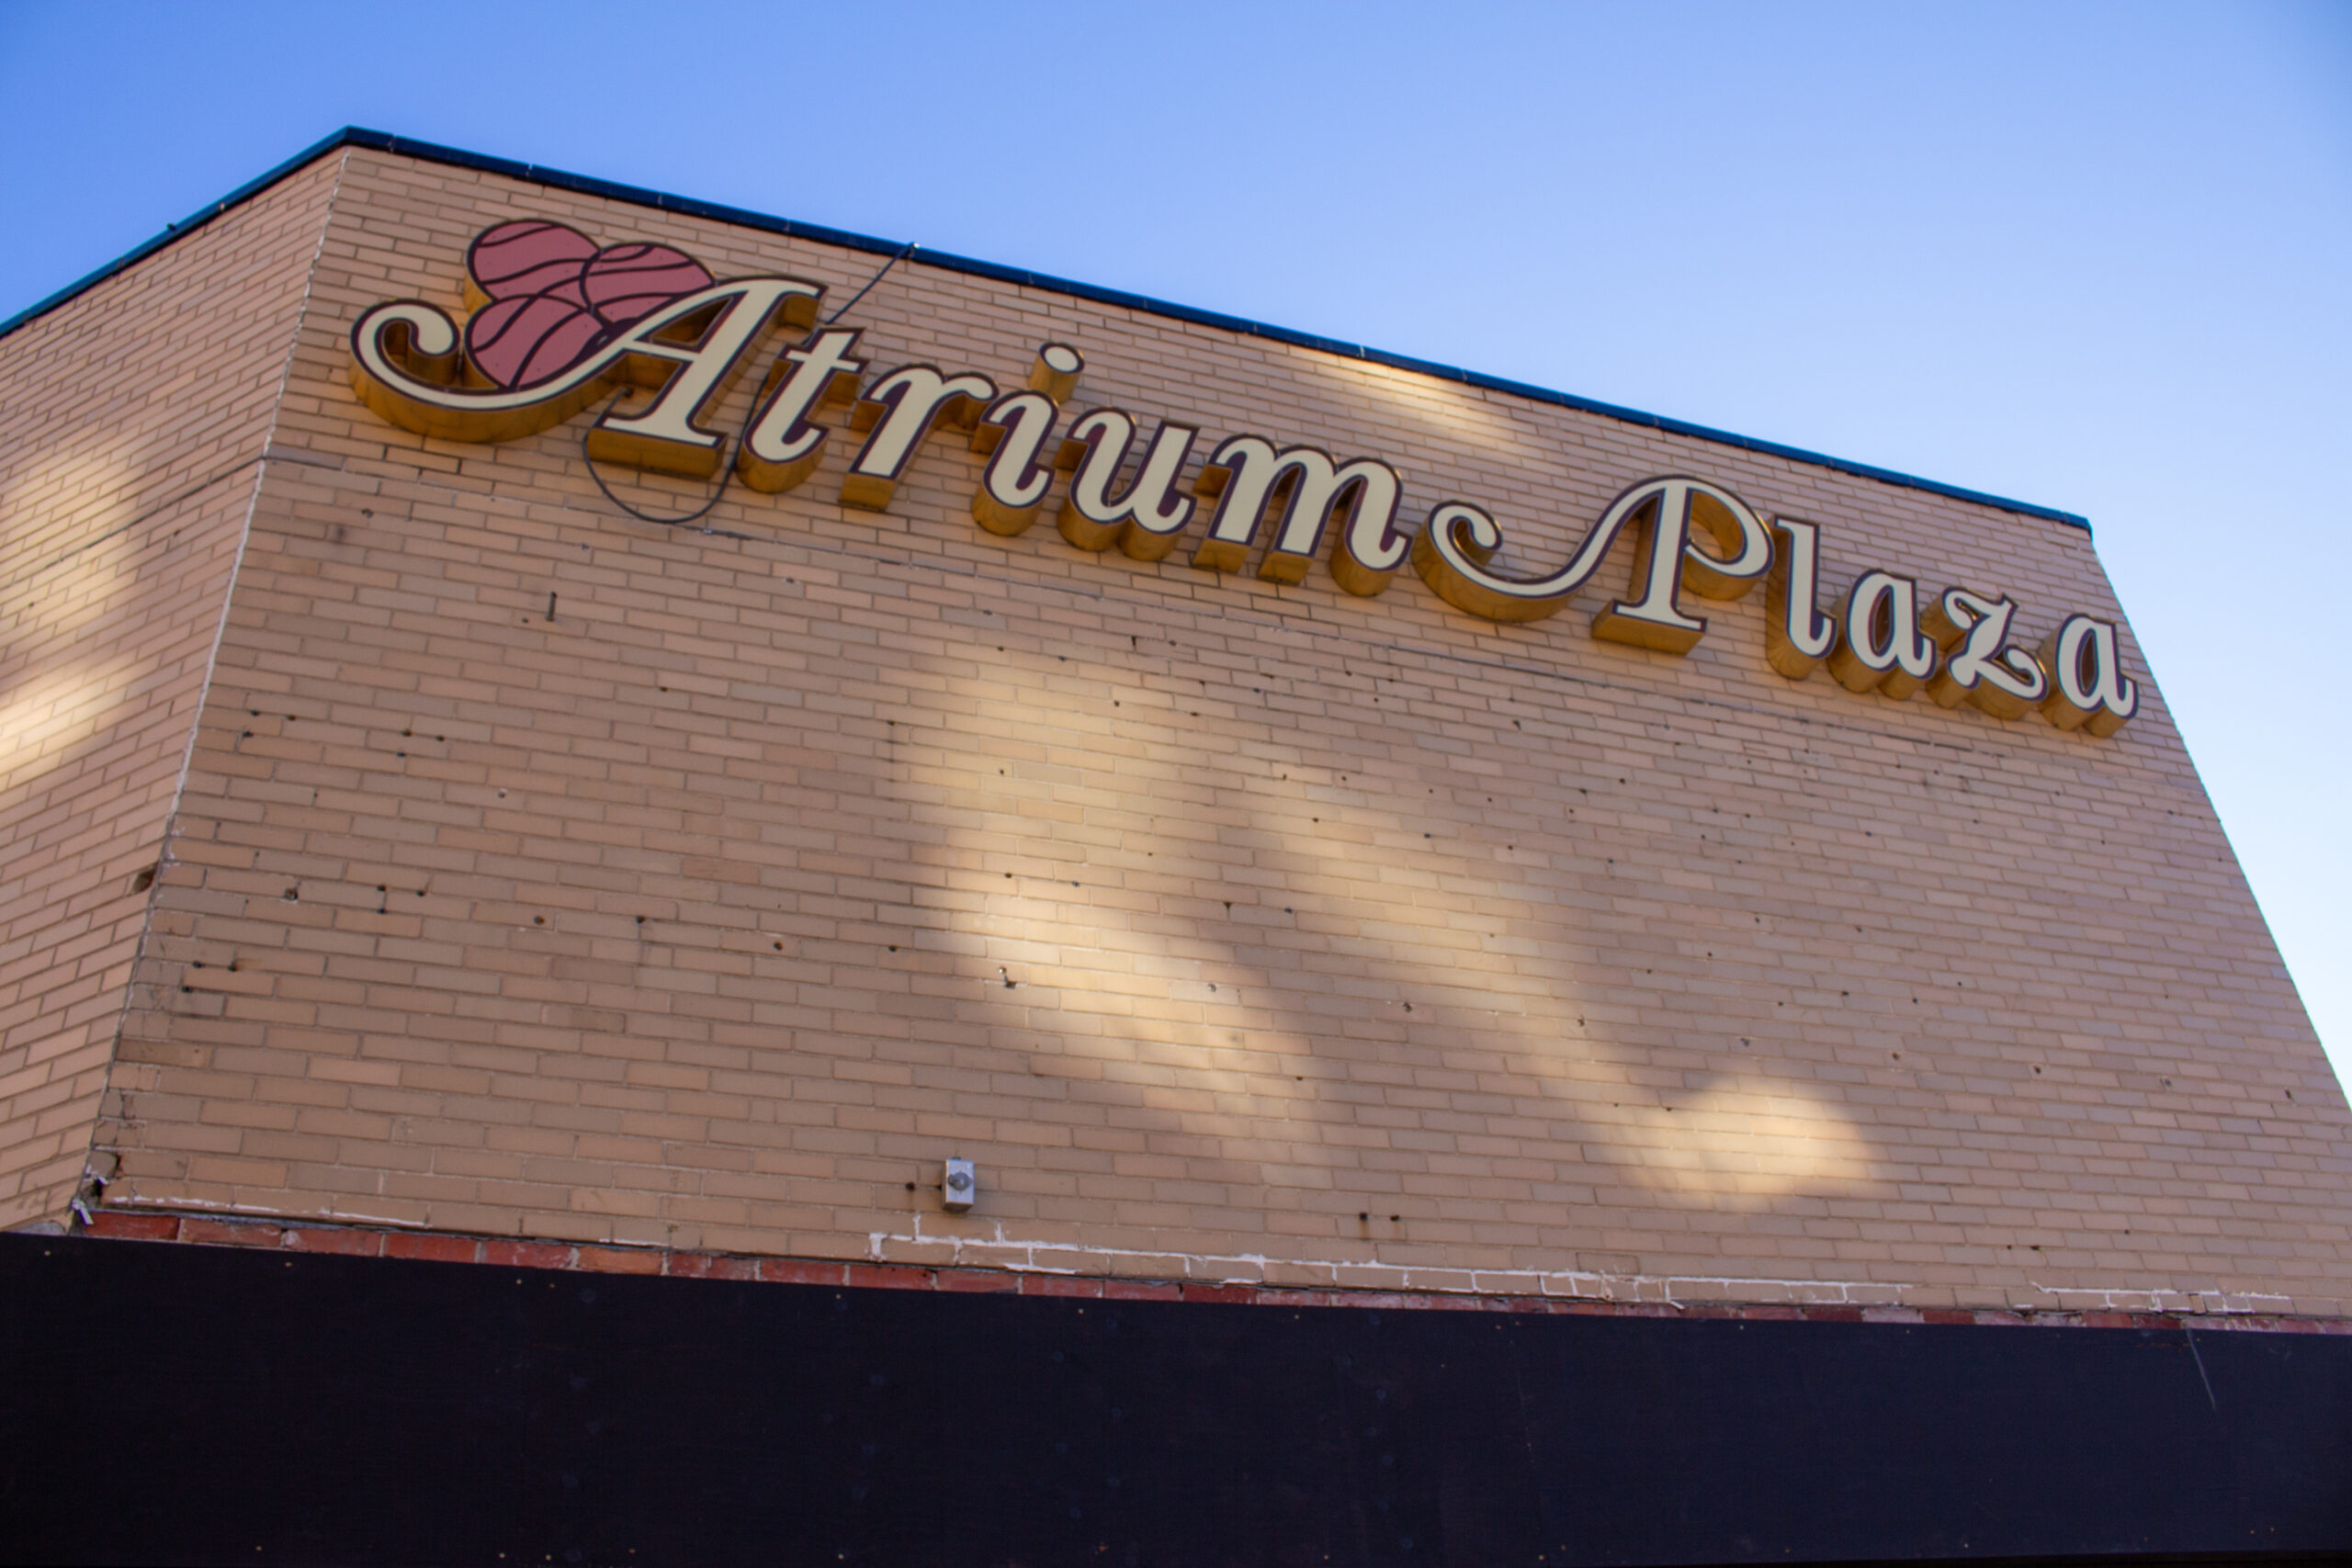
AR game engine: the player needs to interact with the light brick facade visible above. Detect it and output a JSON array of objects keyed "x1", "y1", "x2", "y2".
[
  {"x1": 6, "y1": 141, "x2": 2347, "y2": 1318},
  {"x1": 0, "y1": 157, "x2": 343, "y2": 1226}
]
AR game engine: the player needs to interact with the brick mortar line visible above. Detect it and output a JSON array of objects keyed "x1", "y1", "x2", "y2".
[
  {"x1": 63, "y1": 1211, "x2": 2352, "y2": 1335},
  {"x1": 0, "y1": 456, "x2": 263, "y2": 604},
  {"x1": 75, "y1": 153, "x2": 362, "y2": 1235},
  {"x1": 333, "y1": 457, "x2": 2045, "y2": 764}
]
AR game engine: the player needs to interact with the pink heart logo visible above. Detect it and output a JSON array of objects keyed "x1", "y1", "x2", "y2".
[{"x1": 461, "y1": 220, "x2": 715, "y2": 390}]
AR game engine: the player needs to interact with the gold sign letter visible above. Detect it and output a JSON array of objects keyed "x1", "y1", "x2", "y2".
[
  {"x1": 1191, "y1": 439, "x2": 1403, "y2": 590},
  {"x1": 969, "y1": 390, "x2": 1063, "y2": 536},
  {"x1": 1590, "y1": 478, "x2": 1773, "y2": 654},
  {"x1": 2038, "y1": 615, "x2": 2139, "y2": 736},
  {"x1": 842, "y1": 364, "x2": 998, "y2": 510},
  {"x1": 1057, "y1": 411, "x2": 1201, "y2": 559},
  {"x1": 350, "y1": 276, "x2": 822, "y2": 476},
  {"x1": 1764, "y1": 518, "x2": 1838, "y2": 679},
  {"x1": 1922, "y1": 589, "x2": 2049, "y2": 719},
  {"x1": 1827, "y1": 570, "x2": 1938, "y2": 697},
  {"x1": 1413, "y1": 476, "x2": 1766, "y2": 638},
  {"x1": 737, "y1": 328, "x2": 865, "y2": 493}
]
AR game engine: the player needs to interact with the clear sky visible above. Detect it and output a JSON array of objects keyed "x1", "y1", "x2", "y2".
[{"x1": 5, "y1": 0, "x2": 2348, "y2": 1087}]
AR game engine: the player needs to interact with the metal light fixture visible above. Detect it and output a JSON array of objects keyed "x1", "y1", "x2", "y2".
[{"x1": 944, "y1": 1157, "x2": 976, "y2": 1213}]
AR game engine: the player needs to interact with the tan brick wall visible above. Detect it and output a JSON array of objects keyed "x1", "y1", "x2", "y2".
[
  {"x1": 0, "y1": 155, "x2": 347, "y2": 1224},
  {"x1": 78, "y1": 148, "x2": 2352, "y2": 1314}
]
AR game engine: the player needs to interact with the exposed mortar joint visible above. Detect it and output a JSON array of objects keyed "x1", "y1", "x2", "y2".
[{"x1": 864, "y1": 1218, "x2": 2309, "y2": 1319}]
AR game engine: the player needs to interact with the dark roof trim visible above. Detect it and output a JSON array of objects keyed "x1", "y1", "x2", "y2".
[{"x1": 1, "y1": 127, "x2": 2092, "y2": 533}]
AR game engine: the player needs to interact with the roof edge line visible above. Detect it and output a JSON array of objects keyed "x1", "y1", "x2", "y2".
[
  {"x1": 0, "y1": 127, "x2": 364, "y2": 344},
  {"x1": 0, "y1": 127, "x2": 2092, "y2": 533}
]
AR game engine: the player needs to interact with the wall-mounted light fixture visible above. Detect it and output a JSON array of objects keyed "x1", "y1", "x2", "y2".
[{"x1": 944, "y1": 1157, "x2": 977, "y2": 1213}]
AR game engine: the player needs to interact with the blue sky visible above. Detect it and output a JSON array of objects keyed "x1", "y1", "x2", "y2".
[{"x1": 5, "y1": 0, "x2": 2348, "y2": 1086}]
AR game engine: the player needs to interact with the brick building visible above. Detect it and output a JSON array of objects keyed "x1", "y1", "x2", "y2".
[{"x1": 2, "y1": 130, "x2": 2346, "y2": 1564}]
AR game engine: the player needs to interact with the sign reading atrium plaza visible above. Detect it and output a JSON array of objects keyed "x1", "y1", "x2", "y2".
[{"x1": 351, "y1": 220, "x2": 2139, "y2": 739}]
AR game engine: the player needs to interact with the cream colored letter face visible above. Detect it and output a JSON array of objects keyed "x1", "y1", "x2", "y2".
[
  {"x1": 589, "y1": 283, "x2": 826, "y2": 476},
  {"x1": 737, "y1": 328, "x2": 866, "y2": 493},
  {"x1": 1058, "y1": 411, "x2": 1200, "y2": 560},
  {"x1": 1190, "y1": 438, "x2": 1404, "y2": 590},
  {"x1": 2039, "y1": 615, "x2": 2139, "y2": 736},
  {"x1": 350, "y1": 276, "x2": 823, "y2": 475},
  {"x1": 1414, "y1": 475, "x2": 1766, "y2": 636},
  {"x1": 1590, "y1": 478, "x2": 1773, "y2": 654},
  {"x1": 1412, "y1": 495, "x2": 1629, "y2": 623},
  {"x1": 970, "y1": 391, "x2": 1062, "y2": 536},
  {"x1": 1765, "y1": 519, "x2": 1838, "y2": 680},
  {"x1": 1922, "y1": 589, "x2": 2049, "y2": 719},
  {"x1": 970, "y1": 344, "x2": 1088, "y2": 536},
  {"x1": 841, "y1": 364, "x2": 998, "y2": 511},
  {"x1": 1328, "y1": 462, "x2": 1412, "y2": 598},
  {"x1": 1827, "y1": 570, "x2": 1938, "y2": 698}
]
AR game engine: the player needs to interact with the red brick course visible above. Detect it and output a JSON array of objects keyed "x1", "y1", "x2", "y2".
[
  {"x1": 385, "y1": 1232, "x2": 480, "y2": 1263},
  {"x1": 83, "y1": 1212, "x2": 2350, "y2": 1334}
]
